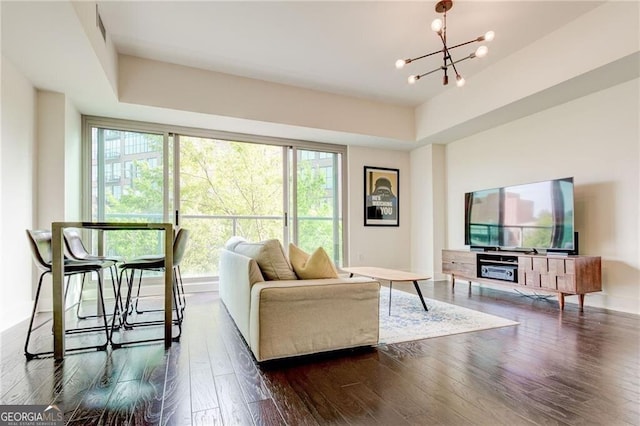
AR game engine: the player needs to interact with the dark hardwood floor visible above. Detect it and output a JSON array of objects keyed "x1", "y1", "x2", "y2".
[{"x1": 1, "y1": 281, "x2": 638, "y2": 425}]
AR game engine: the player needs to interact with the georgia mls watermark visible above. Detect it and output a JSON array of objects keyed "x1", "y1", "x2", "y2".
[{"x1": 0, "y1": 405, "x2": 63, "y2": 426}]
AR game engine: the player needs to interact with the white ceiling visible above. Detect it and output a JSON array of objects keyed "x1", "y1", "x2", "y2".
[
  {"x1": 2, "y1": 1, "x2": 614, "y2": 149},
  {"x1": 96, "y1": 1, "x2": 603, "y2": 107}
]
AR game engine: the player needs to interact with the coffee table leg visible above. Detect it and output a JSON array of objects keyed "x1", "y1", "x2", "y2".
[
  {"x1": 388, "y1": 281, "x2": 394, "y2": 315},
  {"x1": 413, "y1": 280, "x2": 429, "y2": 311}
]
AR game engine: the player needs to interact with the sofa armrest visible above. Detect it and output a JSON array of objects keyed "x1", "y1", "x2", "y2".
[
  {"x1": 249, "y1": 277, "x2": 380, "y2": 361},
  {"x1": 219, "y1": 249, "x2": 256, "y2": 342}
]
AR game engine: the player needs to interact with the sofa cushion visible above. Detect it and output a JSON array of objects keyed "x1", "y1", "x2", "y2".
[
  {"x1": 289, "y1": 243, "x2": 339, "y2": 279},
  {"x1": 233, "y1": 239, "x2": 297, "y2": 281}
]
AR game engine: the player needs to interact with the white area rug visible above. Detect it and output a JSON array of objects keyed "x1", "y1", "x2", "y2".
[{"x1": 378, "y1": 288, "x2": 519, "y2": 344}]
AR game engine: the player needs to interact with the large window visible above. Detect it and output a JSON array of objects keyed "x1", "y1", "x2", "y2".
[
  {"x1": 177, "y1": 136, "x2": 285, "y2": 278},
  {"x1": 90, "y1": 127, "x2": 167, "y2": 260},
  {"x1": 85, "y1": 117, "x2": 347, "y2": 281},
  {"x1": 292, "y1": 149, "x2": 342, "y2": 264}
]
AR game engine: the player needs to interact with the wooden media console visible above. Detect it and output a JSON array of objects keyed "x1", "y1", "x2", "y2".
[{"x1": 442, "y1": 249, "x2": 602, "y2": 311}]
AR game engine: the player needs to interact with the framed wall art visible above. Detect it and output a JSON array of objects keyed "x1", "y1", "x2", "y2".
[{"x1": 364, "y1": 166, "x2": 399, "y2": 226}]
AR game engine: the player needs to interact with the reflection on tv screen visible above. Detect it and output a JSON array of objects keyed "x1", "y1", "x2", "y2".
[{"x1": 465, "y1": 178, "x2": 574, "y2": 250}]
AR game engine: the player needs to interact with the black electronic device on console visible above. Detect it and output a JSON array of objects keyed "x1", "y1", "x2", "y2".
[{"x1": 480, "y1": 264, "x2": 518, "y2": 282}]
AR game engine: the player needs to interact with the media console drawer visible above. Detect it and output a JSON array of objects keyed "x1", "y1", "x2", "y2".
[
  {"x1": 442, "y1": 250, "x2": 476, "y2": 278},
  {"x1": 442, "y1": 249, "x2": 602, "y2": 311}
]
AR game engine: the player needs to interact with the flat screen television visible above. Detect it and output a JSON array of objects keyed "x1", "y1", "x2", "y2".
[{"x1": 464, "y1": 177, "x2": 575, "y2": 252}]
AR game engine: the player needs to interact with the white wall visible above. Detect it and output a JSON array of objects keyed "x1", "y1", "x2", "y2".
[
  {"x1": 0, "y1": 59, "x2": 84, "y2": 330},
  {"x1": 410, "y1": 143, "x2": 446, "y2": 277},
  {"x1": 37, "y1": 92, "x2": 66, "y2": 228},
  {"x1": 347, "y1": 146, "x2": 411, "y2": 269},
  {"x1": 1, "y1": 57, "x2": 37, "y2": 331},
  {"x1": 36, "y1": 91, "x2": 82, "y2": 310},
  {"x1": 442, "y1": 79, "x2": 639, "y2": 314},
  {"x1": 119, "y1": 55, "x2": 415, "y2": 143},
  {"x1": 65, "y1": 98, "x2": 81, "y2": 220},
  {"x1": 71, "y1": 1, "x2": 119, "y2": 96}
]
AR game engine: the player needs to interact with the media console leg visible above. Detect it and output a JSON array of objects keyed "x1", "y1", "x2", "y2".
[
  {"x1": 578, "y1": 294, "x2": 585, "y2": 312},
  {"x1": 451, "y1": 274, "x2": 455, "y2": 290},
  {"x1": 558, "y1": 293, "x2": 565, "y2": 310}
]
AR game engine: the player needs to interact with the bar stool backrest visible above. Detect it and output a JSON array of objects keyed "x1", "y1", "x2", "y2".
[
  {"x1": 173, "y1": 228, "x2": 189, "y2": 267},
  {"x1": 64, "y1": 228, "x2": 91, "y2": 260},
  {"x1": 26, "y1": 229, "x2": 53, "y2": 270}
]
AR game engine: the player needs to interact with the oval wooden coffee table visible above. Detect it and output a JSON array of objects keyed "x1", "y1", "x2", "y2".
[{"x1": 341, "y1": 266, "x2": 431, "y2": 315}]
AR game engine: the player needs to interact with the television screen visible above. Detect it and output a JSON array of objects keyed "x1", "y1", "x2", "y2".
[{"x1": 464, "y1": 177, "x2": 575, "y2": 251}]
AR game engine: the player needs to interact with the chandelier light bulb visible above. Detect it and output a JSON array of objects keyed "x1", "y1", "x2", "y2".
[
  {"x1": 456, "y1": 75, "x2": 466, "y2": 87},
  {"x1": 475, "y1": 45, "x2": 488, "y2": 58},
  {"x1": 484, "y1": 31, "x2": 495, "y2": 42},
  {"x1": 395, "y1": 59, "x2": 406, "y2": 69},
  {"x1": 431, "y1": 18, "x2": 443, "y2": 33},
  {"x1": 408, "y1": 75, "x2": 418, "y2": 84}
]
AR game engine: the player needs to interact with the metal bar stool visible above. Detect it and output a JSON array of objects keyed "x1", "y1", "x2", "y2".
[
  {"x1": 110, "y1": 228, "x2": 189, "y2": 347},
  {"x1": 24, "y1": 229, "x2": 112, "y2": 359},
  {"x1": 63, "y1": 228, "x2": 121, "y2": 320}
]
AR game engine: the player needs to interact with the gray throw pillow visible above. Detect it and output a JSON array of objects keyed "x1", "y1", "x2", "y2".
[{"x1": 233, "y1": 239, "x2": 297, "y2": 281}]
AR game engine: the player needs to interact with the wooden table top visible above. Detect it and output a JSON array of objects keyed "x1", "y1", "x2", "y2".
[{"x1": 341, "y1": 266, "x2": 431, "y2": 282}]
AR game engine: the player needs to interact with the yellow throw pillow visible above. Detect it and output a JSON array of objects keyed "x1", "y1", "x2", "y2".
[{"x1": 289, "y1": 243, "x2": 339, "y2": 279}]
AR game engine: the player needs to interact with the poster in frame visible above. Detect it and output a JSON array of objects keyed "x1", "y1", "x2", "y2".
[{"x1": 364, "y1": 166, "x2": 399, "y2": 226}]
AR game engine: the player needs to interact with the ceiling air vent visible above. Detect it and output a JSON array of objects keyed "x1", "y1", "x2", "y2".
[{"x1": 96, "y1": 5, "x2": 106, "y2": 43}]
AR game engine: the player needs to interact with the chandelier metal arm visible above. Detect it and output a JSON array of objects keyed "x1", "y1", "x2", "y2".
[
  {"x1": 452, "y1": 53, "x2": 474, "y2": 65},
  {"x1": 414, "y1": 53, "x2": 474, "y2": 81},
  {"x1": 404, "y1": 49, "x2": 444, "y2": 65},
  {"x1": 396, "y1": 0, "x2": 494, "y2": 87},
  {"x1": 403, "y1": 37, "x2": 481, "y2": 65},
  {"x1": 447, "y1": 37, "x2": 486, "y2": 52},
  {"x1": 415, "y1": 66, "x2": 447, "y2": 81},
  {"x1": 438, "y1": 32, "x2": 461, "y2": 78}
]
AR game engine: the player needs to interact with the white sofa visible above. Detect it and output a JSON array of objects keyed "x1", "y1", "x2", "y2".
[{"x1": 219, "y1": 239, "x2": 380, "y2": 362}]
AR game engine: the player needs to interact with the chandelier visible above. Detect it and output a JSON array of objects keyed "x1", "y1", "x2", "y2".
[{"x1": 395, "y1": 0, "x2": 494, "y2": 87}]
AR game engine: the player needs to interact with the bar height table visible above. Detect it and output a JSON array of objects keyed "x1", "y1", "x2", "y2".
[{"x1": 51, "y1": 221, "x2": 174, "y2": 360}]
